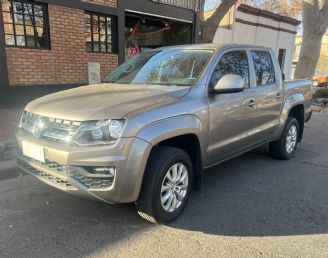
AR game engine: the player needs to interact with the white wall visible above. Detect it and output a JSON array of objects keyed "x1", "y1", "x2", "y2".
[{"x1": 213, "y1": 9, "x2": 297, "y2": 79}]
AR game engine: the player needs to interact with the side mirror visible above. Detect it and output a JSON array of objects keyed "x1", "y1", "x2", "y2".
[{"x1": 211, "y1": 74, "x2": 245, "y2": 94}]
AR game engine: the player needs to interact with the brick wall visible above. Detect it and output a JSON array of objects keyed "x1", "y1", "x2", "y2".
[
  {"x1": 82, "y1": 0, "x2": 117, "y2": 8},
  {"x1": 5, "y1": 4, "x2": 118, "y2": 86}
]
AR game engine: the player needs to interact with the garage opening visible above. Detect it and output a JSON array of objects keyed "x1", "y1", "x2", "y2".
[{"x1": 125, "y1": 12, "x2": 193, "y2": 59}]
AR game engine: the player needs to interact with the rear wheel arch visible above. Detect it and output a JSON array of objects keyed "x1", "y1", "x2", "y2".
[
  {"x1": 288, "y1": 104, "x2": 304, "y2": 142},
  {"x1": 273, "y1": 93, "x2": 305, "y2": 142},
  {"x1": 270, "y1": 117, "x2": 300, "y2": 160}
]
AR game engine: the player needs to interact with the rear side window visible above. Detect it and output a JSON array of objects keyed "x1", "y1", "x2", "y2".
[
  {"x1": 210, "y1": 50, "x2": 250, "y2": 88},
  {"x1": 251, "y1": 51, "x2": 275, "y2": 86}
]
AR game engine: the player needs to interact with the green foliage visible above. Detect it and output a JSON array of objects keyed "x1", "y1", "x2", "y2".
[{"x1": 314, "y1": 88, "x2": 328, "y2": 98}]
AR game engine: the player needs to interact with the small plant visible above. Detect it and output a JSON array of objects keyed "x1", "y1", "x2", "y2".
[{"x1": 314, "y1": 88, "x2": 328, "y2": 99}]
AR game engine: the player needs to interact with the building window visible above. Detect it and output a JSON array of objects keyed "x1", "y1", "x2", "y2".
[
  {"x1": 1, "y1": 0, "x2": 50, "y2": 49},
  {"x1": 85, "y1": 12, "x2": 116, "y2": 53}
]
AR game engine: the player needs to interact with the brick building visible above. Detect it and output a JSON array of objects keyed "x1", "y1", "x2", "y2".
[{"x1": 0, "y1": 0, "x2": 199, "y2": 89}]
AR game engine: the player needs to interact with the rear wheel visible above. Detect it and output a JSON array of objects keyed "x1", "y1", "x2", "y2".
[
  {"x1": 136, "y1": 146, "x2": 193, "y2": 224},
  {"x1": 270, "y1": 117, "x2": 300, "y2": 160}
]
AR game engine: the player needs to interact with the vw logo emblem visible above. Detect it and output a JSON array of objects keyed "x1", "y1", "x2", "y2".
[{"x1": 33, "y1": 117, "x2": 48, "y2": 137}]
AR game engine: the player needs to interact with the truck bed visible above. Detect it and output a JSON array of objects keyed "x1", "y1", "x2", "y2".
[{"x1": 284, "y1": 79, "x2": 312, "y2": 119}]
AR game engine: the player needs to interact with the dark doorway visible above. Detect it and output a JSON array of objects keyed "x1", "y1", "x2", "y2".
[
  {"x1": 278, "y1": 49, "x2": 286, "y2": 72},
  {"x1": 125, "y1": 12, "x2": 193, "y2": 59}
]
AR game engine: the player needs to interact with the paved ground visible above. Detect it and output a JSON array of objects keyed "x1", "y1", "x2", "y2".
[
  {"x1": 0, "y1": 108, "x2": 22, "y2": 144},
  {"x1": 1, "y1": 113, "x2": 328, "y2": 258}
]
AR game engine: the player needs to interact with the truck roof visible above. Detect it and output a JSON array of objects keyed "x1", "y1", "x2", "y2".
[{"x1": 157, "y1": 43, "x2": 273, "y2": 52}]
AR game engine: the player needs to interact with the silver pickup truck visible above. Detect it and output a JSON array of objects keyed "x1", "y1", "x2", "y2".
[{"x1": 16, "y1": 44, "x2": 312, "y2": 223}]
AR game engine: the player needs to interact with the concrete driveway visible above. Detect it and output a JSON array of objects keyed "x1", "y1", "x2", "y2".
[{"x1": 1, "y1": 113, "x2": 328, "y2": 258}]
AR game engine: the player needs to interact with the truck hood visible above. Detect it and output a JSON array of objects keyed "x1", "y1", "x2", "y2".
[{"x1": 26, "y1": 83, "x2": 190, "y2": 121}]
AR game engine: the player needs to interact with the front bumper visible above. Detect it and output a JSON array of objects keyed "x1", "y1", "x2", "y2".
[{"x1": 16, "y1": 129, "x2": 152, "y2": 203}]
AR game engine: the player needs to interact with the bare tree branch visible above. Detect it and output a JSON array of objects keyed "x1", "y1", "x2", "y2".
[
  {"x1": 200, "y1": 0, "x2": 237, "y2": 43},
  {"x1": 205, "y1": 0, "x2": 236, "y2": 23},
  {"x1": 245, "y1": 0, "x2": 302, "y2": 18}
]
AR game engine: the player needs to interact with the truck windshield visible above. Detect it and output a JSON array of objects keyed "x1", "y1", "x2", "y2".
[{"x1": 105, "y1": 49, "x2": 214, "y2": 86}]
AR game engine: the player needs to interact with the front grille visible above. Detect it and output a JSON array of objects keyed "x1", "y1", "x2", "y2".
[
  {"x1": 20, "y1": 111, "x2": 81, "y2": 143},
  {"x1": 43, "y1": 160, "x2": 114, "y2": 189},
  {"x1": 17, "y1": 159, "x2": 76, "y2": 190},
  {"x1": 17, "y1": 155, "x2": 114, "y2": 190}
]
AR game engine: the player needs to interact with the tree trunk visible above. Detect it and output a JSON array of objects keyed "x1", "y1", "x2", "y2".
[
  {"x1": 294, "y1": 0, "x2": 328, "y2": 79},
  {"x1": 294, "y1": 32, "x2": 324, "y2": 79},
  {"x1": 200, "y1": 0, "x2": 237, "y2": 43}
]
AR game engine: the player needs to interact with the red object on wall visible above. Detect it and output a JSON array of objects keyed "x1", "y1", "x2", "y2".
[{"x1": 128, "y1": 44, "x2": 140, "y2": 57}]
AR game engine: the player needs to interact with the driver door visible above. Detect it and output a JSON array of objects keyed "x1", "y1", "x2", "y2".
[{"x1": 207, "y1": 50, "x2": 258, "y2": 166}]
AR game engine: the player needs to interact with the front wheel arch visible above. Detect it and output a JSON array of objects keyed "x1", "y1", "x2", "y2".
[
  {"x1": 154, "y1": 134, "x2": 202, "y2": 190},
  {"x1": 136, "y1": 115, "x2": 206, "y2": 191},
  {"x1": 136, "y1": 146, "x2": 193, "y2": 223}
]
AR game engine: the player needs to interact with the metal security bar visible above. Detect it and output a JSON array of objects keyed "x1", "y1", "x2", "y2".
[{"x1": 151, "y1": 0, "x2": 200, "y2": 11}]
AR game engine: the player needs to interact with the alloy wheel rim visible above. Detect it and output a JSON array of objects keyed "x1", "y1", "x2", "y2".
[
  {"x1": 161, "y1": 163, "x2": 189, "y2": 213},
  {"x1": 286, "y1": 125, "x2": 297, "y2": 154}
]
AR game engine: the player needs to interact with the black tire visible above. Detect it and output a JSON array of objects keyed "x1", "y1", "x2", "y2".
[
  {"x1": 136, "y1": 146, "x2": 193, "y2": 224},
  {"x1": 270, "y1": 117, "x2": 300, "y2": 160}
]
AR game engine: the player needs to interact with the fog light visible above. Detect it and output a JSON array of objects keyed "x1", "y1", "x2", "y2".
[{"x1": 92, "y1": 167, "x2": 115, "y2": 177}]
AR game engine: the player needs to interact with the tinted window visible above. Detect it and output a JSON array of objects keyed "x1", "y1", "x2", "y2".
[
  {"x1": 210, "y1": 51, "x2": 250, "y2": 88},
  {"x1": 251, "y1": 51, "x2": 275, "y2": 86}
]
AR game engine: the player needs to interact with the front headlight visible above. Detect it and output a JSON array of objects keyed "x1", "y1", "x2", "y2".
[{"x1": 73, "y1": 119, "x2": 125, "y2": 146}]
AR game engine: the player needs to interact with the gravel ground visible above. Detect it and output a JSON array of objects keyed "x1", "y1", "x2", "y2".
[{"x1": 0, "y1": 113, "x2": 327, "y2": 258}]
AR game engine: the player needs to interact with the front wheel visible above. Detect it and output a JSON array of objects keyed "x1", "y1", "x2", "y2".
[
  {"x1": 136, "y1": 146, "x2": 193, "y2": 224},
  {"x1": 270, "y1": 117, "x2": 300, "y2": 160}
]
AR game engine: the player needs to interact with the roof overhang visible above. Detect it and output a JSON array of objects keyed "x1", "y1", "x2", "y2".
[{"x1": 238, "y1": 4, "x2": 301, "y2": 26}]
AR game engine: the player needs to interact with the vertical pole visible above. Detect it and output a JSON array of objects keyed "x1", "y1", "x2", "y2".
[
  {"x1": 193, "y1": 0, "x2": 203, "y2": 44},
  {"x1": 0, "y1": 3, "x2": 9, "y2": 87},
  {"x1": 117, "y1": 9, "x2": 125, "y2": 65}
]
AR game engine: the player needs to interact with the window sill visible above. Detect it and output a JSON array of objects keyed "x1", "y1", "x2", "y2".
[
  {"x1": 86, "y1": 50, "x2": 118, "y2": 55},
  {"x1": 5, "y1": 45, "x2": 51, "y2": 51}
]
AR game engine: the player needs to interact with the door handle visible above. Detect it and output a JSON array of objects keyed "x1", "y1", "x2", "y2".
[{"x1": 248, "y1": 99, "x2": 257, "y2": 107}]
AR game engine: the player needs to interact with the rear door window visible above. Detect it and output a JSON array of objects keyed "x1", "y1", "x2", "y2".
[{"x1": 251, "y1": 51, "x2": 275, "y2": 86}]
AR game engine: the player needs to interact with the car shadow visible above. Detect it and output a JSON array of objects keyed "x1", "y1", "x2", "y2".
[
  {"x1": 2, "y1": 143, "x2": 328, "y2": 257},
  {"x1": 0, "y1": 176, "x2": 153, "y2": 257},
  {"x1": 171, "y1": 150, "x2": 328, "y2": 237}
]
